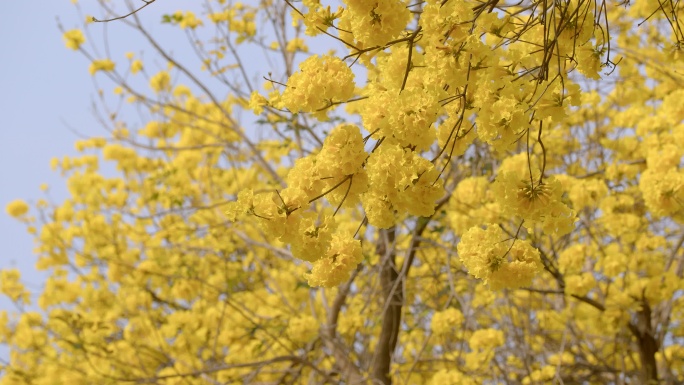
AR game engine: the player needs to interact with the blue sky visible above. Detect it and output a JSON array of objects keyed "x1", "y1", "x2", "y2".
[
  {"x1": 0, "y1": 2, "x2": 336, "y2": 347},
  {"x1": 0, "y1": 1, "x2": 208, "y2": 310},
  {"x1": 0, "y1": 0, "x2": 305, "y2": 312},
  {"x1": 0, "y1": 2, "x2": 95, "y2": 294}
]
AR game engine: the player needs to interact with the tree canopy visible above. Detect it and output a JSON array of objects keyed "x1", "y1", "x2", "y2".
[{"x1": 3, "y1": 0, "x2": 684, "y2": 383}]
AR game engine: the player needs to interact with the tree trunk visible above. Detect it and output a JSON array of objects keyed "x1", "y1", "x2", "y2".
[
  {"x1": 632, "y1": 302, "x2": 659, "y2": 384},
  {"x1": 371, "y1": 228, "x2": 401, "y2": 385}
]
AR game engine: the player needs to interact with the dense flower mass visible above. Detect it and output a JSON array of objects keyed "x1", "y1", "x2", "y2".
[
  {"x1": 494, "y1": 172, "x2": 576, "y2": 236},
  {"x1": 316, "y1": 124, "x2": 367, "y2": 177},
  {"x1": 307, "y1": 233, "x2": 363, "y2": 287},
  {"x1": 339, "y1": 0, "x2": 411, "y2": 47},
  {"x1": 431, "y1": 308, "x2": 464, "y2": 335},
  {"x1": 457, "y1": 224, "x2": 542, "y2": 289}
]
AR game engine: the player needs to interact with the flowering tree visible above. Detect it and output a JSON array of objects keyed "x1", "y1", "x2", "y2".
[{"x1": 3, "y1": 0, "x2": 684, "y2": 384}]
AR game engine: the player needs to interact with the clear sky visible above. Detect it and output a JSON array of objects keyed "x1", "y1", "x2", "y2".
[
  {"x1": 0, "y1": 2, "x2": 95, "y2": 297},
  {"x1": 0, "y1": 1, "x2": 207, "y2": 313}
]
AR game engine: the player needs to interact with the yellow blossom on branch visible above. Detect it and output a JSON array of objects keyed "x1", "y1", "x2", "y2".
[
  {"x1": 88, "y1": 59, "x2": 115, "y2": 75},
  {"x1": 62, "y1": 29, "x2": 85, "y2": 50},
  {"x1": 5, "y1": 199, "x2": 29, "y2": 218}
]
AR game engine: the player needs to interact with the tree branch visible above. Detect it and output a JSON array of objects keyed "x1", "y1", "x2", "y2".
[{"x1": 93, "y1": 0, "x2": 156, "y2": 23}]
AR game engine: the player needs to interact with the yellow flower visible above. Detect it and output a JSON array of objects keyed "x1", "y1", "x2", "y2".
[
  {"x1": 429, "y1": 369, "x2": 477, "y2": 385},
  {"x1": 149, "y1": 71, "x2": 171, "y2": 93},
  {"x1": 431, "y1": 308, "x2": 464, "y2": 336},
  {"x1": 469, "y1": 328, "x2": 504, "y2": 350},
  {"x1": 494, "y1": 172, "x2": 576, "y2": 236},
  {"x1": 286, "y1": 315, "x2": 318, "y2": 343},
  {"x1": 285, "y1": 37, "x2": 309, "y2": 52},
  {"x1": 62, "y1": 29, "x2": 85, "y2": 50},
  {"x1": 131, "y1": 60, "x2": 143, "y2": 74},
  {"x1": 89, "y1": 59, "x2": 115, "y2": 75},
  {"x1": 281, "y1": 54, "x2": 355, "y2": 113},
  {"x1": 316, "y1": 124, "x2": 366, "y2": 177},
  {"x1": 0, "y1": 269, "x2": 29, "y2": 303},
  {"x1": 340, "y1": 0, "x2": 411, "y2": 47},
  {"x1": 5, "y1": 199, "x2": 29, "y2": 218},
  {"x1": 564, "y1": 272, "x2": 596, "y2": 297},
  {"x1": 458, "y1": 224, "x2": 542, "y2": 289},
  {"x1": 248, "y1": 91, "x2": 268, "y2": 115},
  {"x1": 179, "y1": 11, "x2": 203, "y2": 29},
  {"x1": 307, "y1": 234, "x2": 363, "y2": 287}
]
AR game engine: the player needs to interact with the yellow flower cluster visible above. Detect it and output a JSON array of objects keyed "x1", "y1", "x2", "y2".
[
  {"x1": 429, "y1": 369, "x2": 477, "y2": 385},
  {"x1": 567, "y1": 178, "x2": 609, "y2": 209},
  {"x1": 448, "y1": 176, "x2": 500, "y2": 235},
  {"x1": 420, "y1": 0, "x2": 474, "y2": 47},
  {"x1": 430, "y1": 308, "x2": 464, "y2": 336},
  {"x1": 557, "y1": 244, "x2": 590, "y2": 275},
  {"x1": 286, "y1": 124, "x2": 368, "y2": 208},
  {"x1": 361, "y1": 87, "x2": 439, "y2": 152},
  {"x1": 286, "y1": 314, "x2": 318, "y2": 343},
  {"x1": 307, "y1": 233, "x2": 363, "y2": 287},
  {"x1": 62, "y1": 29, "x2": 85, "y2": 50},
  {"x1": 89, "y1": 59, "x2": 115, "y2": 76},
  {"x1": 0, "y1": 269, "x2": 30, "y2": 303},
  {"x1": 469, "y1": 328, "x2": 504, "y2": 351},
  {"x1": 638, "y1": 137, "x2": 684, "y2": 220},
  {"x1": 293, "y1": 2, "x2": 343, "y2": 36},
  {"x1": 339, "y1": 0, "x2": 410, "y2": 47},
  {"x1": 208, "y1": 3, "x2": 256, "y2": 43},
  {"x1": 226, "y1": 125, "x2": 371, "y2": 286},
  {"x1": 149, "y1": 71, "x2": 171, "y2": 93},
  {"x1": 597, "y1": 192, "x2": 644, "y2": 243},
  {"x1": 457, "y1": 225, "x2": 542, "y2": 289},
  {"x1": 564, "y1": 272, "x2": 596, "y2": 296},
  {"x1": 5, "y1": 199, "x2": 29, "y2": 218},
  {"x1": 289, "y1": 211, "x2": 336, "y2": 263},
  {"x1": 362, "y1": 144, "x2": 443, "y2": 228},
  {"x1": 494, "y1": 172, "x2": 575, "y2": 236},
  {"x1": 523, "y1": 366, "x2": 557, "y2": 385},
  {"x1": 280, "y1": 55, "x2": 355, "y2": 114},
  {"x1": 285, "y1": 37, "x2": 308, "y2": 53},
  {"x1": 640, "y1": 169, "x2": 684, "y2": 218},
  {"x1": 316, "y1": 124, "x2": 366, "y2": 177},
  {"x1": 248, "y1": 91, "x2": 268, "y2": 115},
  {"x1": 178, "y1": 11, "x2": 203, "y2": 29},
  {"x1": 130, "y1": 59, "x2": 143, "y2": 74}
]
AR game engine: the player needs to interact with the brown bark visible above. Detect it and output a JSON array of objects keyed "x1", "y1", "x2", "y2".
[
  {"x1": 630, "y1": 302, "x2": 659, "y2": 384},
  {"x1": 371, "y1": 227, "x2": 400, "y2": 385}
]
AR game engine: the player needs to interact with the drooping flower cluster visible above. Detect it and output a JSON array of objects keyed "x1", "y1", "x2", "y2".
[
  {"x1": 306, "y1": 233, "x2": 363, "y2": 287},
  {"x1": 226, "y1": 124, "x2": 370, "y2": 286},
  {"x1": 362, "y1": 144, "x2": 443, "y2": 228},
  {"x1": 280, "y1": 54, "x2": 355, "y2": 114},
  {"x1": 458, "y1": 224, "x2": 542, "y2": 290},
  {"x1": 338, "y1": 0, "x2": 411, "y2": 47},
  {"x1": 431, "y1": 307, "x2": 464, "y2": 336}
]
